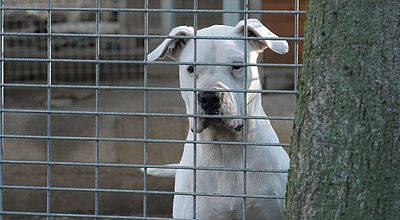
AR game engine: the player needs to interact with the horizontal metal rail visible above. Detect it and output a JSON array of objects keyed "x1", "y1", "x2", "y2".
[
  {"x1": 0, "y1": 185, "x2": 284, "y2": 200},
  {"x1": 0, "y1": 7, "x2": 305, "y2": 14},
  {"x1": 0, "y1": 83, "x2": 299, "y2": 94},
  {"x1": 0, "y1": 58, "x2": 302, "y2": 68},
  {"x1": 2, "y1": 109, "x2": 294, "y2": 121},
  {"x1": 0, "y1": 160, "x2": 289, "y2": 173},
  {"x1": 1, "y1": 32, "x2": 304, "y2": 41},
  {"x1": 0, "y1": 134, "x2": 290, "y2": 147},
  {"x1": 0, "y1": 211, "x2": 178, "y2": 220}
]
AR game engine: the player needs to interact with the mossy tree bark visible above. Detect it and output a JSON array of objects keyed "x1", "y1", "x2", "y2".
[{"x1": 285, "y1": 1, "x2": 399, "y2": 219}]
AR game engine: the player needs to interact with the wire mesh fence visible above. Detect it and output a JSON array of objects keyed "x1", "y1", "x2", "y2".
[{"x1": 0, "y1": 0, "x2": 304, "y2": 219}]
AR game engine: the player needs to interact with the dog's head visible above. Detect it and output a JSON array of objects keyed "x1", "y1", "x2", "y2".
[{"x1": 148, "y1": 19, "x2": 288, "y2": 134}]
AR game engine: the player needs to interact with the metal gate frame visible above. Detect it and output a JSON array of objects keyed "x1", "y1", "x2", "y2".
[{"x1": 0, "y1": 0, "x2": 303, "y2": 219}]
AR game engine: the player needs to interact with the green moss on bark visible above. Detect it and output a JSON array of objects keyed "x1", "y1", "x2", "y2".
[{"x1": 285, "y1": 1, "x2": 400, "y2": 219}]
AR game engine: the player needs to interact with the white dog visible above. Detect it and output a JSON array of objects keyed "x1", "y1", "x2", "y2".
[{"x1": 147, "y1": 19, "x2": 290, "y2": 220}]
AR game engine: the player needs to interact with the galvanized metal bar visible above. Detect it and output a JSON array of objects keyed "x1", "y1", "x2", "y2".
[
  {"x1": 0, "y1": 0, "x2": 3, "y2": 219},
  {"x1": 95, "y1": 0, "x2": 100, "y2": 217},
  {"x1": 0, "y1": 134, "x2": 291, "y2": 147},
  {"x1": 0, "y1": 57, "x2": 302, "y2": 68},
  {"x1": 46, "y1": 1, "x2": 52, "y2": 219},
  {"x1": 0, "y1": 83, "x2": 299, "y2": 94},
  {"x1": 0, "y1": 6, "x2": 305, "y2": 14},
  {"x1": 0, "y1": 160, "x2": 289, "y2": 173},
  {"x1": 143, "y1": 0, "x2": 149, "y2": 217},
  {"x1": 0, "y1": 210, "x2": 179, "y2": 220},
  {"x1": 0, "y1": 32, "x2": 304, "y2": 41},
  {"x1": 0, "y1": 185, "x2": 285, "y2": 199},
  {"x1": 242, "y1": 2, "x2": 249, "y2": 219},
  {"x1": 0, "y1": 109, "x2": 295, "y2": 120},
  {"x1": 294, "y1": 0, "x2": 300, "y2": 109},
  {"x1": 192, "y1": 0, "x2": 198, "y2": 218}
]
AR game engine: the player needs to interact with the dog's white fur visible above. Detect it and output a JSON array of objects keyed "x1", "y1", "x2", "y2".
[{"x1": 147, "y1": 19, "x2": 290, "y2": 220}]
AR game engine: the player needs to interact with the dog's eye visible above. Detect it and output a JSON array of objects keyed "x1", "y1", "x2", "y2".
[
  {"x1": 187, "y1": 65, "x2": 194, "y2": 74},
  {"x1": 232, "y1": 65, "x2": 243, "y2": 71}
]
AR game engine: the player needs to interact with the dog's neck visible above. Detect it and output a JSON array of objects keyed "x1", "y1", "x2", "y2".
[
  {"x1": 246, "y1": 91, "x2": 265, "y2": 115},
  {"x1": 187, "y1": 93, "x2": 274, "y2": 167},
  {"x1": 198, "y1": 124, "x2": 243, "y2": 142}
]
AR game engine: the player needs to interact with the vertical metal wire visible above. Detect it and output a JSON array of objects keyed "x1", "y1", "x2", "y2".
[
  {"x1": 242, "y1": 0, "x2": 249, "y2": 218},
  {"x1": 95, "y1": 0, "x2": 100, "y2": 218},
  {"x1": 192, "y1": 0, "x2": 198, "y2": 218},
  {"x1": 294, "y1": 0, "x2": 299, "y2": 102},
  {"x1": 143, "y1": 0, "x2": 149, "y2": 218},
  {"x1": 46, "y1": 0, "x2": 52, "y2": 219},
  {"x1": 0, "y1": 0, "x2": 4, "y2": 219}
]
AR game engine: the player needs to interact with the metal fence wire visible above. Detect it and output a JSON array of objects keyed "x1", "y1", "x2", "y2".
[{"x1": 0, "y1": 0, "x2": 304, "y2": 219}]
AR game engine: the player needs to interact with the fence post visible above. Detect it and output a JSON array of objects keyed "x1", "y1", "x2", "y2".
[{"x1": 223, "y1": 0, "x2": 241, "y2": 26}]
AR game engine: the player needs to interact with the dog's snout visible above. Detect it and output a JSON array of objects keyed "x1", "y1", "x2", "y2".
[
  {"x1": 198, "y1": 91, "x2": 220, "y2": 104},
  {"x1": 198, "y1": 91, "x2": 222, "y2": 115}
]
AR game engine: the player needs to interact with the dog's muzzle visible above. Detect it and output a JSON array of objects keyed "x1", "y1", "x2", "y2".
[
  {"x1": 198, "y1": 91, "x2": 222, "y2": 115},
  {"x1": 193, "y1": 91, "x2": 243, "y2": 133}
]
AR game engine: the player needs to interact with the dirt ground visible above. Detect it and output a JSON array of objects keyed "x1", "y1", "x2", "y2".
[{"x1": 2, "y1": 77, "x2": 294, "y2": 218}]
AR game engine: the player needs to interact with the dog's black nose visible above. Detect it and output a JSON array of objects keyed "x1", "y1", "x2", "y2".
[{"x1": 198, "y1": 91, "x2": 221, "y2": 115}]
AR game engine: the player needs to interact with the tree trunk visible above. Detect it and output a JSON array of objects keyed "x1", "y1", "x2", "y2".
[{"x1": 285, "y1": 1, "x2": 400, "y2": 219}]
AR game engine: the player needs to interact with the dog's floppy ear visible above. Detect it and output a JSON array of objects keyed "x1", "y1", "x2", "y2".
[
  {"x1": 148, "y1": 26, "x2": 194, "y2": 61},
  {"x1": 234, "y1": 19, "x2": 289, "y2": 54}
]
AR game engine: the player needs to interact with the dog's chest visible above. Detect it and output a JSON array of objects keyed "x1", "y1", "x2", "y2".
[
  {"x1": 196, "y1": 169, "x2": 245, "y2": 219},
  {"x1": 197, "y1": 145, "x2": 245, "y2": 193}
]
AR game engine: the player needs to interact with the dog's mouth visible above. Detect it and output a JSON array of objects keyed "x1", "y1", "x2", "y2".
[
  {"x1": 191, "y1": 91, "x2": 243, "y2": 134},
  {"x1": 192, "y1": 110, "x2": 243, "y2": 133}
]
